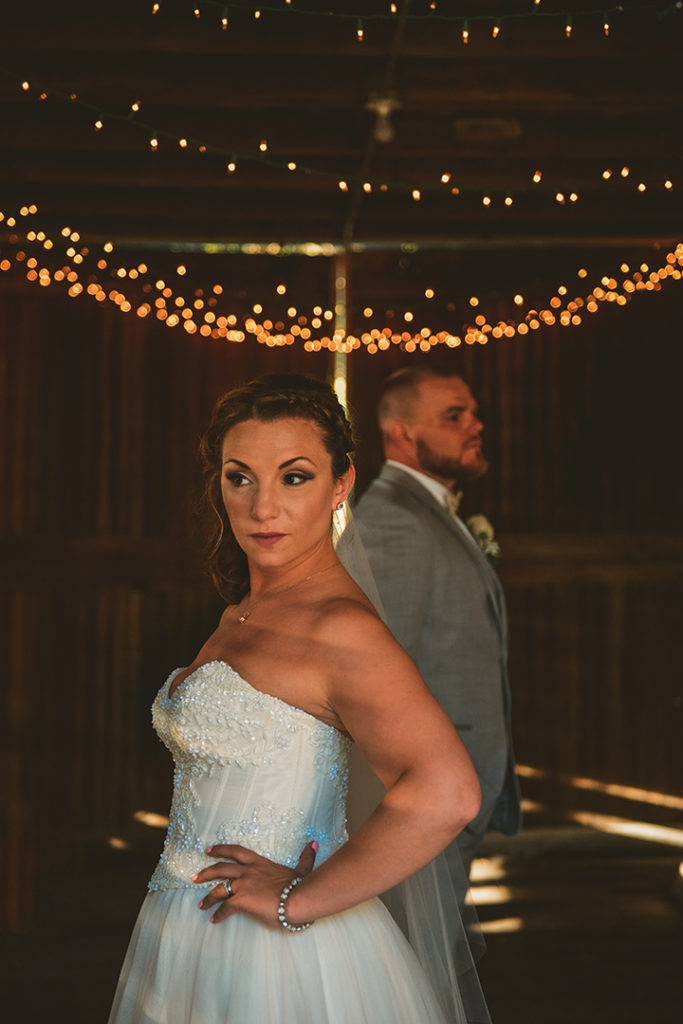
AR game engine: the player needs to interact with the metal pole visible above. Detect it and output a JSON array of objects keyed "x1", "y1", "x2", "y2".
[{"x1": 331, "y1": 250, "x2": 348, "y2": 410}]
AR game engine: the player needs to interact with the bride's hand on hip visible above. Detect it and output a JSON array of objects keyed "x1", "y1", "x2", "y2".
[{"x1": 193, "y1": 840, "x2": 318, "y2": 927}]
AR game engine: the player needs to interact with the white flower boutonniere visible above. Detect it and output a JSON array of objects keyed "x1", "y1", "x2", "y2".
[{"x1": 466, "y1": 514, "x2": 501, "y2": 566}]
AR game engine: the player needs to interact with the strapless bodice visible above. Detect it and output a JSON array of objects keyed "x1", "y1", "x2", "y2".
[{"x1": 148, "y1": 661, "x2": 352, "y2": 891}]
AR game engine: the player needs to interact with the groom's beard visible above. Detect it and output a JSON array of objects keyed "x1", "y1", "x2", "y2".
[{"x1": 416, "y1": 438, "x2": 489, "y2": 484}]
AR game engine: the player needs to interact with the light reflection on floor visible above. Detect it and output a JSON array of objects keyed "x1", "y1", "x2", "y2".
[
  {"x1": 568, "y1": 811, "x2": 683, "y2": 848},
  {"x1": 516, "y1": 764, "x2": 683, "y2": 810}
]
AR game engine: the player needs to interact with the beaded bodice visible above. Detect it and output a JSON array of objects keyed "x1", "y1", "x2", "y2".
[{"x1": 148, "y1": 661, "x2": 351, "y2": 892}]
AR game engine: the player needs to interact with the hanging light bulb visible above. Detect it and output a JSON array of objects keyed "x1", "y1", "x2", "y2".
[{"x1": 365, "y1": 92, "x2": 401, "y2": 144}]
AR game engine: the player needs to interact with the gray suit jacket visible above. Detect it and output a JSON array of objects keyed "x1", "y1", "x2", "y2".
[{"x1": 355, "y1": 463, "x2": 522, "y2": 864}]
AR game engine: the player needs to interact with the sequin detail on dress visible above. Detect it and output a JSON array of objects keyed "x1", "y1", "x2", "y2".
[{"x1": 148, "y1": 662, "x2": 351, "y2": 891}]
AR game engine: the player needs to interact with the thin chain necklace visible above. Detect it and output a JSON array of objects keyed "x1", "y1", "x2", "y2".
[{"x1": 237, "y1": 562, "x2": 338, "y2": 624}]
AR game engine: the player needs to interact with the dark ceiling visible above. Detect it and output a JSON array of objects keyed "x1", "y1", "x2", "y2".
[
  {"x1": 1, "y1": 1, "x2": 682, "y2": 336},
  {"x1": 2, "y1": 0, "x2": 682, "y2": 246}
]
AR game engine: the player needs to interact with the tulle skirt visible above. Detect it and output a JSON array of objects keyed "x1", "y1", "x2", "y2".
[{"x1": 108, "y1": 888, "x2": 450, "y2": 1024}]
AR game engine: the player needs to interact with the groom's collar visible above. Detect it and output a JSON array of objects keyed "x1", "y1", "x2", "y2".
[{"x1": 384, "y1": 459, "x2": 451, "y2": 509}]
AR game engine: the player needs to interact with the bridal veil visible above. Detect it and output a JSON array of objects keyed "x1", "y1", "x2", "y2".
[{"x1": 334, "y1": 506, "x2": 491, "y2": 1024}]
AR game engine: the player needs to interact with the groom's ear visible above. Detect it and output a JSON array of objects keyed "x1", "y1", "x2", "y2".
[{"x1": 388, "y1": 419, "x2": 414, "y2": 449}]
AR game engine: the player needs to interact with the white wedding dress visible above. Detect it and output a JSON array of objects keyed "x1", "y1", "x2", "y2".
[{"x1": 108, "y1": 661, "x2": 480, "y2": 1023}]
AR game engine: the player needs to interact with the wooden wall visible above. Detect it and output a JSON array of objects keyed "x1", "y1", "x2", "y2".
[{"x1": 2, "y1": 278, "x2": 682, "y2": 930}]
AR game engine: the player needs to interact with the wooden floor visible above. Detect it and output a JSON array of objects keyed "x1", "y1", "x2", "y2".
[
  {"x1": 3, "y1": 827, "x2": 681, "y2": 1022},
  {"x1": 474, "y1": 830, "x2": 683, "y2": 1024}
]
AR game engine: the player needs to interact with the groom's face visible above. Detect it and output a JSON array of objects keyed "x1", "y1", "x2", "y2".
[{"x1": 411, "y1": 376, "x2": 488, "y2": 487}]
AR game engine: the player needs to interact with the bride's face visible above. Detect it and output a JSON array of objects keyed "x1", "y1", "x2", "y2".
[{"x1": 221, "y1": 417, "x2": 353, "y2": 569}]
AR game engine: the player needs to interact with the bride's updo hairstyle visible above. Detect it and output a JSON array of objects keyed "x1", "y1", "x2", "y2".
[{"x1": 199, "y1": 373, "x2": 356, "y2": 602}]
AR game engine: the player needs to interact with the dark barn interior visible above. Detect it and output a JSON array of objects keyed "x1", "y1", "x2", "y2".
[{"x1": 1, "y1": 2, "x2": 682, "y2": 1020}]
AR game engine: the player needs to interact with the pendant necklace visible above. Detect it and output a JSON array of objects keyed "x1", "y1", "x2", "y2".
[{"x1": 237, "y1": 562, "x2": 337, "y2": 624}]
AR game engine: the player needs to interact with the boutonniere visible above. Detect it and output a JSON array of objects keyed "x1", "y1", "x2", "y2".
[{"x1": 466, "y1": 514, "x2": 500, "y2": 566}]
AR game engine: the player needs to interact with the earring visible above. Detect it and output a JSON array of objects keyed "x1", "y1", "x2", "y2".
[{"x1": 336, "y1": 501, "x2": 344, "y2": 511}]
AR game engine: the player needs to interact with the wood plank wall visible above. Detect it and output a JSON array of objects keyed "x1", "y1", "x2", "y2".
[{"x1": 1, "y1": 281, "x2": 682, "y2": 930}]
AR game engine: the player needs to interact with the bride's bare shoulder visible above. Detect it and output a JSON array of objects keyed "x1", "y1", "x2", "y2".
[{"x1": 311, "y1": 587, "x2": 407, "y2": 667}]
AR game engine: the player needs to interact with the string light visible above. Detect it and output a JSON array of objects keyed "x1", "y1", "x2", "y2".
[
  {"x1": 3, "y1": 203, "x2": 681, "y2": 353},
  {"x1": 462, "y1": 19, "x2": 469, "y2": 44},
  {"x1": 565, "y1": 14, "x2": 572, "y2": 37},
  {"x1": 492, "y1": 20, "x2": 501, "y2": 38},
  {"x1": 10, "y1": 70, "x2": 678, "y2": 210},
  {"x1": 145, "y1": 0, "x2": 679, "y2": 36},
  {"x1": 357, "y1": 19, "x2": 364, "y2": 41}
]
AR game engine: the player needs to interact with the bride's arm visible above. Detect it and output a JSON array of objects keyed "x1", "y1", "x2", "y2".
[
  {"x1": 195, "y1": 602, "x2": 480, "y2": 928},
  {"x1": 282, "y1": 603, "x2": 480, "y2": 925}
]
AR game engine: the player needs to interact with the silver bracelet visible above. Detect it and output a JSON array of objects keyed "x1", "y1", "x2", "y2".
[{"x1": 277, "y1": 876, "x2": 314, "y2": 933}]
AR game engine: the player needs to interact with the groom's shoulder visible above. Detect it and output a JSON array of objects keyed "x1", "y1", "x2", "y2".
[
  {"x1": 355, "y1": 474, "x2": 434, "y2": 544},
  {"x1": 357, "y1": 466, "x2": 430, "y2": 517}
]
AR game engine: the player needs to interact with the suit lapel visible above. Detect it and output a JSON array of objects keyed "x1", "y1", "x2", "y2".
[{"x1": 379, "y1": 464, "x2": 506, "y2": 638}]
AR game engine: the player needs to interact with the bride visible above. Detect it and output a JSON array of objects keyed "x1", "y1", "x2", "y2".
[{"x1": 108, "y1": 373, "x2": 489, "y2": 1023}]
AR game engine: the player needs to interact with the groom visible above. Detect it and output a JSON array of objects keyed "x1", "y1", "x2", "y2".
[{"x1": 355, "y1": 367, "x2": 522, "y2": 884}]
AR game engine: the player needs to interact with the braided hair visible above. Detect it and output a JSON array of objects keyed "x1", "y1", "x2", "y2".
[{"x1": 199, "y1": 373, "x2": 355, "y2": 603}]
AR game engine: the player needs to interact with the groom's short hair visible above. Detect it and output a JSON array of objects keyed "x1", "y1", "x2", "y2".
[{"x1": 378, "y1": 366, "x2": 463, "y2": 438}]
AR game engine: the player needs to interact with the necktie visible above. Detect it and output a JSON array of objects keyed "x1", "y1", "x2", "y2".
[{"x1": 444, "y1": 490, "x2": 463, "y2": 518}]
